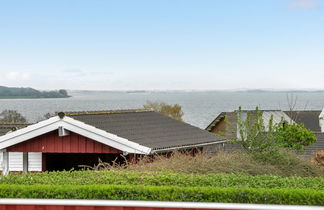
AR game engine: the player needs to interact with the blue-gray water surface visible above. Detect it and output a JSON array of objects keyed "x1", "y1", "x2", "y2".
[{"x1": 0, "y1": 91, "x2": 323, "y2": 129}]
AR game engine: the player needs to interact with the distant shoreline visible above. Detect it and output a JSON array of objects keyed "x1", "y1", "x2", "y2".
[
  {"x1": 0, "y1": 86, "x2": 71, "y2": 99},
  {"x1": 69, "y1": 89, "x2": 324, "y2": 94},
  {"x1": 0, "y1": 96, "x2": 71, "y2": 99}
]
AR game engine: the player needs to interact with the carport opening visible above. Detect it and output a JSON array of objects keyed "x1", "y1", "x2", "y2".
[{"x1": 44, "y1": 153, "x2": 125, "y2": 171}]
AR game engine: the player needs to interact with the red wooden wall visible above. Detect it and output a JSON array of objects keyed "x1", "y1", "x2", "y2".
[{"x1": 7, "y1": 131, "x2": 121, "y2": 154}]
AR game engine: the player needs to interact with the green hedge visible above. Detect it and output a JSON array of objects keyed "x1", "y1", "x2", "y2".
[
  {"x1": 0, "y1": 184, "x2": 323, "y2": 205},
  {"x1": 1, "y1": 171, "x2": 323, "y2": 190}
]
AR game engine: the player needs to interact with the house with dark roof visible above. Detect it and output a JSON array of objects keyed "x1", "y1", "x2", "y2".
[
  {"x1": 0, "y1": 110, "x2": 225, "y2": 174},
  {"x1": 206, "y1": 109, "x2": 324, "y2": 156}
]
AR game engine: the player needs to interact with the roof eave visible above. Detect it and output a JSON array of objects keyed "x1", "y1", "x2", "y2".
[
  {"x1": 0, "y1": 116, "x2": 151, "y2": 155},
  {"x1": 151, "y1": 140, "x2": 229, "y2": 154}
]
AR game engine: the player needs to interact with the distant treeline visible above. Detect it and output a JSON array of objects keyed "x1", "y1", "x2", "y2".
[{"x1": 0, "y1": 86, "x2": 70, "y2": 98}]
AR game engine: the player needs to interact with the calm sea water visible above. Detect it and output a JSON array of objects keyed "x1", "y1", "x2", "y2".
[{"x1": 0, "y1": 91, "x2": 323, "y2": 129}]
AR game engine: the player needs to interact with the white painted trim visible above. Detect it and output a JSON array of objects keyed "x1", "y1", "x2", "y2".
[
  {"x1": 23, "y1": 152, "x2": 28, "y2": 173},
  {"x1": 0, "y1": 199, "x2": 321, "y2": 210},
  {"x1": 2, "y1": 152, "x2": 8, "y2": 176},
  {"x1": 319, "y1": 108, "x2": 324, "y2": 132},
  {"x1": 0, "y1": 116, "x2": 151, "y2": 154},
  {"x1": 152, "y1": 140, "x2": 229, "y2": 153}
]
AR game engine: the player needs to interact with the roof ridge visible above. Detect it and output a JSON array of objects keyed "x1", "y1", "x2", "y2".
[{"x1": 64, "y1": 109, "x2": 153, "y2": 116}]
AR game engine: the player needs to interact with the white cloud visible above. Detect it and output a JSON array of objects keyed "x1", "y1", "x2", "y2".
[
  {"x1": 288, "y1": 0, "x2": 320, "y2": 9},
  {"x1": 4, "y1": 72, "x2": 31, "y2": 81}
]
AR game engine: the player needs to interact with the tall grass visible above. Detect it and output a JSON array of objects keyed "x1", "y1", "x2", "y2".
[{"x1": 126, "y1": 151, "x2": 323, "y2": 177}]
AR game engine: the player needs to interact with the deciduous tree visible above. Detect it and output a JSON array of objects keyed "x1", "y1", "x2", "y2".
[
  {"x1": 143, "y1": 101, "x2": 184, "y2": 121},
  {"x1": 0, "y1": 110, "x2": 27, "y2": 123}
]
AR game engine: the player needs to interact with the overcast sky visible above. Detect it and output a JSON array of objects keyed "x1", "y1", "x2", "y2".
[{"x1": 0, "y1": 0, "x2": 323, "y2": 90}]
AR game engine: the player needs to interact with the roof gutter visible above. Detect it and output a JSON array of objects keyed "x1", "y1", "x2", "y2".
[{"x1": 151, "y1": 140, "x2": 229, "y2": 154}]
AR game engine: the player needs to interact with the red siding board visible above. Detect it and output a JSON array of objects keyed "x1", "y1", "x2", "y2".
[
  {"x1": 60, "y1": 136, "x2": 64, "y2": 152},
  {"x1": 48, "y1": 134, "x2": 55, "y2": 152},
  {"x1": 64, "y1": 135, "x2": 70, "y2": 153},
  {"x1": 7, "y1": 131, "x2": 121, "y2": 154},
  {"x1": 79, "y1": 136, "x2": 86, "y2": 153},
  {"x1": 71, "y1": 137, "x2": 78, "y2": 153},
  {"x1": 94, "y1": 141, "x2": 102, "y2": 153},
  {"x1": 86, "y1": 139, "x2": 94, "y2": 153}
]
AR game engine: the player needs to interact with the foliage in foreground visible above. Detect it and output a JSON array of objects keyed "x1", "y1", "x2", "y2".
[
  {"x1": 0, "y1": 184, "x2": 322, "y2": 205},
  {"x1": 1, "y1": 170, "x2": 324, "y2": 190}
]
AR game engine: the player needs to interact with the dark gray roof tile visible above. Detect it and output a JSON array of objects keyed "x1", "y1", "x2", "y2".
[
  {"x1": 302, "y1": 133, "x2": 324, "y2": 156},
  {"x1": 66, "y1": 110, "x2": 225, "y2": 149},
  {"x1": 284, "y1": 110, "x2": 321, "y2": 132}
]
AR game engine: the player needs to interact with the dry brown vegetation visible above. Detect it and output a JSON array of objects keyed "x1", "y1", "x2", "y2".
[
  {"x1": 312, "y1": 151, "x2": 324, "y2": 167},
  {"x1": 84, "y1": 150, "x2": 323, "y2": 177},
  {"x1": 125, "y1": 151, "x2": 323, "y2": 177}
]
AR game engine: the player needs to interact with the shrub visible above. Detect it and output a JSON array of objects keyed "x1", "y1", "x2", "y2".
[
  {"x1": 1, "y1": 170, "x2": 324, "y2": 189},
  {"x1": 0, "y1": 184, "x2": 322, "y2": 205},
  {"x1": 236, "y1": 107, "x2": 317, "y2": 153},
  {"x1": 275, "y1": 123, "x2": 317, "y2": 151}
]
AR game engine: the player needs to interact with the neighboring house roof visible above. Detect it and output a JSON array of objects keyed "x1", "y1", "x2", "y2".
[
  {"x1": 0, "y1": 123, "x2": 30, "y2": 136},
  {"x1": 0, "y1": 109, "x2": 225, "y2": 154},
  {"x1": 262, "y1": 111, "x2": 294, "y2": 128},
  {"x1": 205, "y1": 112, "x2": 227, "y2": 132},
  {"x1": 303, "y1": 132, "x2": 324, "y2": 156},
  {"x1": 66, "y1": 110, "x2": 225, "y2": 151},
  {"x1": 206, "y1": 110, "x2": 294, "y2": 132},
  {"x1": 284, "y1": 110, "x2": 322, "y2": 132}
]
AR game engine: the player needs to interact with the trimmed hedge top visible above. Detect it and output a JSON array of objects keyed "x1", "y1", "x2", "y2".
[
  {"x1": 0, "y1": 170, "x2": 323, "y2": 190},
  {"x1": 0, "y1": 184, "x2": 323, "y2": 205}
]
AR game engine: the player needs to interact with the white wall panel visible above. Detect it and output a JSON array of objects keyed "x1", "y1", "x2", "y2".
[
  {"x1": 0, "y1": 152, "x2": 3, "y2": 169},
  {"x1": 9, "y1": 152, "x2": 23, "y2": 171},
  {"x1": 28, "y1": 152, "x2": 42, "y2": 171}
]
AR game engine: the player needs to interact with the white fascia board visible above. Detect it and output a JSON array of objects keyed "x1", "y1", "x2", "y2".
[
  {"x1": 0, "y1": 117, "x2": 61, "y2": 150},
  {"x1": 61, "y1": 117, "x2": 151, "y2": 154},
  {"x1": 0, "y1": 116, "x2": 151, "y2": 155}
]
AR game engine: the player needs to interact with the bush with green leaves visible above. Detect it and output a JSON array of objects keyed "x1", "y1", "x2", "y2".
[
  {"x1": 0, "y1": 184, "x2": 322, "y2": 205},
  {"x1": 236, "y1": 107, "x2": 317, "y2": 153},
  {"x1": 275, "y1": 122, "x2": 317, "y2": 151},
  {"x1": 1, "y1": 171, "x2": 323, "y2": 188}
]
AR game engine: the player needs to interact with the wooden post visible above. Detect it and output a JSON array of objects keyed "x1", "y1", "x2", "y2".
[
  {"x1": 128, "y1": 154, "x2": 137, "y2": 164},
  {"x1": 2, "y1": 151, "x2": 9, "y2": 176},
  {"x1": 42, "y1": 153, "x2": 46, "y2": 171},
  {"x1": 23, "y1": 152, "x2": 28, "y2": 173}
]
